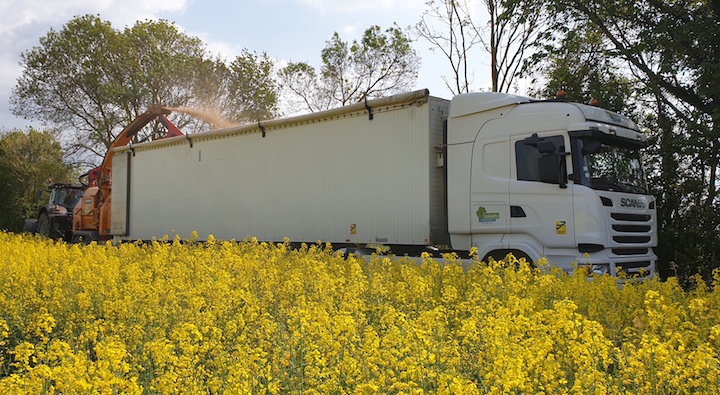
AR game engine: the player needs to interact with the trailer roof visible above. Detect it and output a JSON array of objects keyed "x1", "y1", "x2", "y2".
[{"x1": 114, "y1": 89, "x2": 439, "y2": 154}]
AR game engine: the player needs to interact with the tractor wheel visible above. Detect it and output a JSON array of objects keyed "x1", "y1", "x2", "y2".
[
  {"x1": 23, "y1": 219, "x2": 38, "y2": 234},
  {"x1": 37, "y1": 213, "x2": 50, "y2": 238}
]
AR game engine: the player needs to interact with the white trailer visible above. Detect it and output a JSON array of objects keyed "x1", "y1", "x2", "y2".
[
  {"x1": 111, "y1": 90, "x2": 450, "y2": 247},
  {"x1": 111, "y1": 89, "x2": 657, "y2": 278}
]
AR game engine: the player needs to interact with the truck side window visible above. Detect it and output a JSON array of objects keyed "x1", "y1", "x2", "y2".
[{"x1": 515, "y1": 135, "x2": 565, "y2": 182}]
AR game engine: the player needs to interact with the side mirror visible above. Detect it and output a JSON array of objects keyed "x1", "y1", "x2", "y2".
[
  {"x1": 537, "y1": 140, "x2": 557, "y2": 154},
  {"x1": 36, "y1": 190, "x2": 43, "y2": 199},
  {"x1": 522, "y1": 133, "x2": 543, "y2": 147},
  {"x1": 538, "y1": 146, "x2": 570, "y2": 188},
  {"x1": 582, "y1": 141, "x2": 603, "y2": 155}
]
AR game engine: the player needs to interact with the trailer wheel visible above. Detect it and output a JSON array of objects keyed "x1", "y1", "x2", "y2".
[
  {"x1": 72, "y1": 234, "x2": 91, "y2": 245},
  {"x1": 37, "y1": 213, "x2": 50, "y2": 238}
]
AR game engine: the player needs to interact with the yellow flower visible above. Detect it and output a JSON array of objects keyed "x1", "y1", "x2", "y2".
[{"x1": 0, "y1": 231, "x2": 718, "y2": 393}]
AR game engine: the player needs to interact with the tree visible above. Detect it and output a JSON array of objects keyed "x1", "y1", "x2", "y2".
[
  {"x1": 279, "y1": 62, "x2": 333, "y2": 113},
  {"x1": 11, "y1": 15, "x2": 279, "y2": 166},
  {"x1": 117, "y1": 19, "x2": 228, "y2": 135},
  {"x1": 482, "y1": 0, "x2": 542, "y2": 92},
  {"x1": 414, "y1": 0, "x2": 541, "y2": 93},
  {"x1": 0, "y1": 128, "x2": 74, "y2": 232},
  {"x1": 643, "y1": 91, "x2": 720, "y2": 285},
  {"x1": 12, "y1": 15, "x2": 122, "y2": 164},
  {"x1": 279, "y1": 24, "x2": 420, "y2": 113},
  {"x1": 414, "y1": 0, "x2": 480, "y2": 94},
  {"x1": 525, "y1": 27, "x2": 636, "y2": 113},
  {"x1": 225, "y1": 50, "x2": 279, "y2": 122},
  {"x1": 521, "y1": 0, "x2": 720, "y2": 283},
  {"x1": 537, "y1": 0, "x2": 720, "y2": 124},
  {"x1": 169, "y1": 50, "x2": 279, "y2": 131}
]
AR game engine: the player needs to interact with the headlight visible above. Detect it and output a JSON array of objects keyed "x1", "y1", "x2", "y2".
[{"x1": 590, "y1": 263, "x2": 610, "y2": 276}]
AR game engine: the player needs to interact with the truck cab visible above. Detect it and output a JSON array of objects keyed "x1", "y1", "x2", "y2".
[{"x1": 446, "y1": 92, "x2": 656, "y2": 278}]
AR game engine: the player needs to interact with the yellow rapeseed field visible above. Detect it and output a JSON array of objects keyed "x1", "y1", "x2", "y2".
[{"x1": 0, "y1": 231, "x2": 718, "y2": 394}]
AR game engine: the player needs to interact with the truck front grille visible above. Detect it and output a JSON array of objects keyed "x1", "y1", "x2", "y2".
[
  {"x1": 603, "y1": 203, "x2": 656, "y2": 278},
  {"x1": 617, "y1": 261, "x2": 652, "y2": 270},
  {"x1": 610, "y1": 212, "x2": 654, "y2": 247},
  {"x1": 616, "y1": 261, "x2": 653, "y2": 275},
  {"x1": 612, "y1": 224, "x2": 651, "y2": 232},
  {"x1": 613, "y1": 235, "x2": 652, "y2": 243},
  {"x1": 612, "y1": 248, "x2": 648, "y2": 255},
  {"x1": 611, "y1": 213, "x2": 650, "y2": 222}
]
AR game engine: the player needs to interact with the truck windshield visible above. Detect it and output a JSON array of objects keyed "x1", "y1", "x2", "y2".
[{"x1": 572, "y1": 137, "x2": 648, "y2": 194}]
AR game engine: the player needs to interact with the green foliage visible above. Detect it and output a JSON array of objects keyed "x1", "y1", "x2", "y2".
[
  {"x1": 0, "y1": 129, "x2": 74, "y2": 232},
  {"x1": 280, "y1": 24, "x2": 420, "y2": 112},
  {"x1": 526, "y1": 28, "x2": 635, "y2": 113},
  {"x1": 119, "y1": 19, "x2": 209, "y2": 109},
  {"x1": 225, "y1": 50, "x2": 278, "y2": 122},
  {"x1": 644, "y1": 94, "x2": 720, "y2": 285},
  {"x1": 278, "y1": 62, "x2": 332, "y2": 112},
  {"x1": 11, "y1": 15, "x2": 121, "y2": 161},
  {"x1": 11, "y1": 15, "x2": 279, "y2": 165}
]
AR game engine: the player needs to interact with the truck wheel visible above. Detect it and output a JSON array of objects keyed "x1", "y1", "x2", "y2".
[
  {"x1": 483, "y1": 249, "x2": 533, "y2": 268},
  {"x1": 37, "y1": 213, "x2": 50, "y2": 237}
]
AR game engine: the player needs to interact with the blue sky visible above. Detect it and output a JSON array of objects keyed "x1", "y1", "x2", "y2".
[{"x1": 0, "y1": 0, "x2": 499, "y2": 130}]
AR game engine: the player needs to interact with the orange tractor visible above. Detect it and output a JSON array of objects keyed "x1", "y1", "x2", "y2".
[{"x1": 72, "y1": 105, "x2": 182, "y2": 243}]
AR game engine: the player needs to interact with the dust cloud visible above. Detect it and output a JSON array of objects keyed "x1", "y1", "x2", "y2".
[{"x1": 168, "y1": 107, "x2": 237, "y2": 129}]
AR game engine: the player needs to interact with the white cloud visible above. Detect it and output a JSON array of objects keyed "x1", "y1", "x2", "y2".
[
  {"x1": 342, "y1": 23, "x2": 363, "y2": 37},
  {"x1": 0, "y1": 0, "x2": 191, "y2": 129},
  {"x1": 91, "y1": 0, "x2": 189, "y2": 28},
  {"x1": 0, "y1": 56, "x2": 22, "y2": 86},
  {"x1": 185, "y1": 30, "x2": 243, "y2": 61},
  {"x1": 0, "y1": 0, "x2": 188, "y2": 37},
  {"x1": 0, "y1": 56, "x2": 22, "y2": 108},
  {"x1": 295, "y1": 0, "x2": 425, "y2": 14}
]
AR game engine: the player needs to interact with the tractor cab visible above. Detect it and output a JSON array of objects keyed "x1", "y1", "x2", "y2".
[{"x1": 25, "y1": 181, "x2": 86, "y2": 241}]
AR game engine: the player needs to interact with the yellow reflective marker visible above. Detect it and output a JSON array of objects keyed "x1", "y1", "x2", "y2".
[{"x1": 556, "y1": 221, "x2": 567, "y2": 235}]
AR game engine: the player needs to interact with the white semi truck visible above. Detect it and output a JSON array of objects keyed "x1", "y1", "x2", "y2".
[{"x1": 110, "y1": 89, "x2": 657, "y2": 278}]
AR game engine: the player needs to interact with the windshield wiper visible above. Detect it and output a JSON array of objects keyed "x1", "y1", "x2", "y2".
[
  {"x1": 590, "y1": 178, "x2": 646, "y2": 194},
  {"x1": 590, "y1": 177, "x2": 620, "y2": 191},
  {"x1": 618, "y1": 181, "x2": 647, "y2": 194}
]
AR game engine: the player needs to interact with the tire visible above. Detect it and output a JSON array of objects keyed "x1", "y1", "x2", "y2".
[
  {"x1": 37, "y1": 213, "x2": 50, "y2": 238},
  {"x1": 483, "y1": 249, "x2": 533, "y2": 268},
  {"x1": 72, "y1": 233, "x2": 94, "y2": 245},
  {"x1": 23, "y1": 219, "x2": 38, "y2": 234}
]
